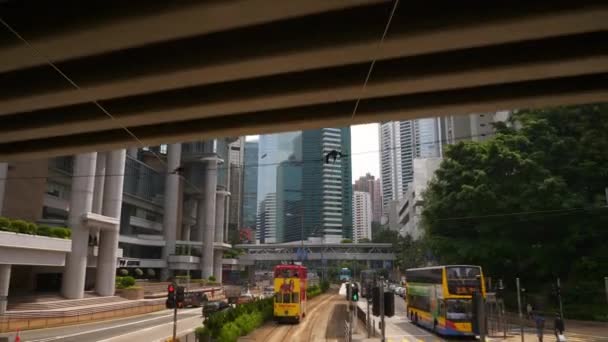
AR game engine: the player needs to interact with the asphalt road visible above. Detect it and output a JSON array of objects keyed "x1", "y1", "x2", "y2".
[{"x1": 0, "y1": 308, "x2": 202, "y2": 342}]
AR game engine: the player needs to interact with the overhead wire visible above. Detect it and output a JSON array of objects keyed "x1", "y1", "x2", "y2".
[{"x1": 350, "y1": 0, "x2": 399, "y2": 120}]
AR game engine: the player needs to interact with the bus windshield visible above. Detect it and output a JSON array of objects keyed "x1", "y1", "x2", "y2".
[
  {"x1": 446, "y1": 266, "x2": 481, "y2": 295},
  {"x1": 446, "y1": 299, "x2": 473, "y2": 322}
]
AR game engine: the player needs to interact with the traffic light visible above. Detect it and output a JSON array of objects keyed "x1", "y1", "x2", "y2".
[
  {"x1": 166, "y1": 283, "x2": 176, "y2": 308},
  {"x1": 372, "y1": 287, "x2": 380, "y2": 316},
  {"x1": 176, "y1": 286, "x2": 185, "y2": 305},
  {"x1": 371, "y1": 286, "x2": 393, "y2": 316},
  {"x1": 384, "y1": 291, "x2": 394, "y2": 317},
  {"x1": 351, "y1": 284, "x2": 359, "y2": 301}
]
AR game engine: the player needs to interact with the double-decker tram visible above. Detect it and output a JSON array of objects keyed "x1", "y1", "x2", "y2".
[
  {"x1": 339, "y1": 267, "x2": 352, "y2": 282},
  {"x1": 405, "y1": 265, "x2": 485, "y2": 337},
  {"x1": 273, "y1": 264, "x2": 307, "y2": 323}
]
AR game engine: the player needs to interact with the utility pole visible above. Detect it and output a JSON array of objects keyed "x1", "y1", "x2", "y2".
[
  {"x1": 498, "y1": 279, "x2": 506, "y2": 339},
  {"x1": 604, "y1": 277, "x2": 608, "y2": 305},
  {"x1": 380, "y1": 276, "x2": 386, "y2": 342},
  {"x1": 367, "y1": 293, "x2": 371, "y2": 338},
  {"x1": 557, "y1": 278, "x2": 564, "y2": 319},
  {"x1": 516, "y1": 278, "x2": 524, "y2": 342}
]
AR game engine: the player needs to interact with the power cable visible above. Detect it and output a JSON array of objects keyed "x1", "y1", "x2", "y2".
[{"x1": 350, "y1": 0, "x2": 399, "y2": 120}]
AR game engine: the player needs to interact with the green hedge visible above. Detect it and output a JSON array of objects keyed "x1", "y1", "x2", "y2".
[
  {"x1": 201, "y1": 298, "x2": 273, "y2": 341},
  {"x1": 115, "y1": 276, "x2": 136, "y2": 289},
  {"x1": 0, "y1": 217, "x2": 71, "y2": 239}
]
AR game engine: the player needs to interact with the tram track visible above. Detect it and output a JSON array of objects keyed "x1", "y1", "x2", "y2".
[{"x1": 247, "y1": 290, "x2": 339, "y2": 342}]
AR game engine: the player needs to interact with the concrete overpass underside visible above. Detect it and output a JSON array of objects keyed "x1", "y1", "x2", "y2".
[{"x1": 0, "y1": 0, "x2": 606, "y2": 160}]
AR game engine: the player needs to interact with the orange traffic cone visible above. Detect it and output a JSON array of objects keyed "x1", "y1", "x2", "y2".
[{"x1": 14, "y1": 329, "x2": 21, "y2": 342}]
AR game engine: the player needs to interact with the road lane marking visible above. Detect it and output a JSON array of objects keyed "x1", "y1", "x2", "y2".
[{"x1": 29, "y1": 308, "x2": 200, "y2": 342}]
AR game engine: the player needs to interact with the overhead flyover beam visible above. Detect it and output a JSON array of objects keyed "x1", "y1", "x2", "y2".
[
  {"x1": 0, "y1": 0, "x2": 385, "y2": 73},
  {"x1": 0, "y1": 3, "x2": 606, "y2": 115},
  {"x1": 1, "y1": 32, "x2": 606, "y2": 143},
  {"x1": 1, "y1": 73, "x2": 605, "y2": 161}
]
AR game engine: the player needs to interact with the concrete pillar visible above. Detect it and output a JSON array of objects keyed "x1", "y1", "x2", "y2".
[
  {"x1": 213, "y1": 188, "x2": 229, "y2": 283},
  {"x1": 198, "y1": 158, "x2": 218, "y2": 279},
  {"x1": 62, "y1": 152, "x2": 97, "y2": 299},
  {"x1": 96, "y1": 150, "x2": 126, "y2": 296},
  {"x1": 0, "y1": 163, "x2": 7, "y2": 216},
  {"x1": 182, "y1": 199, "x2": 196, "y2": 242},
  {"x1": 0, "y1": 264, "x2": 10, "y2": 314},
  {"x1": 161, "y1": 144, "x2": 181, "y2": 281},
  {"x1": 92, "y1": 153, "x2": 106, "y2": 214}
]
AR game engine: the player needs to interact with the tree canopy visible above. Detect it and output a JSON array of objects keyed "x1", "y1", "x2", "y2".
[{"x1": 422, "y1": 104, "x2": 608, "y2": 286}]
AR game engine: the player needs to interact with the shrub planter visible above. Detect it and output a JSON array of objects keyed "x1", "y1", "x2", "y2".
[{"x1": 117, "y1": 287, "x2": 144, "y2": 300}]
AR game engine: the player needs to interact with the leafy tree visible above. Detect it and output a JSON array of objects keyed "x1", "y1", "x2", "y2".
[
  {"x1": 358, "y1": 238, "x2": 371, "y2": 243},
  {"x1": 340, "y1": 238, "x2": 352, "y2": 243},
  {"x1": 422, "y1": 104, "x2": 608, "y2": 288}
]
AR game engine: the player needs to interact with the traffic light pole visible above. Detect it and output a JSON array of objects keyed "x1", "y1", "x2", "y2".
[
  {"x1": 366, "y1": 297, "x2": 371, "y2": 338},
  {"x1": 348, "y1": 282, "x2": 353, "y2": 342},
  {"x1": 172, "y1": 284, "x2": 177, "y2": 341},
  {"x1": 379, "y1": 276, "x2": 385, "y2": 342}
]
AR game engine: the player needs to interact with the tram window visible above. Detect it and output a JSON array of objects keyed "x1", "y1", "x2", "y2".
[
  {"x1": 283, "y1": 293, "x2": 291, "y2": 303},
  {"x1": 292, "y1": 292, "x2": 299, "y2": 303},
  {"x1": 275, "y1": 292, "x2": 282, "y2": 303}
]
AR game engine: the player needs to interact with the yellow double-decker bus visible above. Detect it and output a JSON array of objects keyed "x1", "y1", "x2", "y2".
[{"x1": 405, "y1": 265, "x2": 485, "y2": 337}]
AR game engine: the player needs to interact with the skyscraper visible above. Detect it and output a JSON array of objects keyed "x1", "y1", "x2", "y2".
[
  {"x1": 301, "y1": 128, "x2": 352, "y2": 243},
  {"x1": 227, "y1": 137, "x2": 245, "y2": 240},
  {"x1": 415, "y1": 118, "x2": 442, "y2": 158},
  {"x1": 276, "y1": 157, "x2": 303, "y2": 242},
  {"x1": 254, "y1": 128, "x2": 352, "y2": 243},
  {"x1": 255, "y1": 132, "x2": 299, "y2": 243},
  {"x1": 256, "y1": 193, "x2": 276, "y2": 243},
  {"x1": 379, "y1": 121, "x2": 415, "y2": 210},
  {"x1": 352, "y1": 191, "x2": 372, "y2": 243},
  {"x1": 242, "y1": 141, "x2": 258, "y2": 230},
  {"x1": 353, "y1": 173, "x2": 382, "y2": 223}
]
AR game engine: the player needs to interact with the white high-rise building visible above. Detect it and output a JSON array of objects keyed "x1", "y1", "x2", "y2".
[
  {"x1": 415, "y1": 118, "x2": 442, "y2": 158},
  {"x1": 256, "y1": 193, "x2": 277, "y2": 243},
  {"x1": 379, "y1": 121, "x2": 415, "y2": 211},
  {"x1": 352, "y1": 191, "x2": 372, "y2": 243}
]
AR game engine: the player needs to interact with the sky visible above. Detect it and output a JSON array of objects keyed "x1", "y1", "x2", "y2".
[
  {"x1": 246, "y1": 123, "x2": 380, "y2": 181},
  {"x1": 349, "y1": 123, "x2": 380, "y2": 180}
]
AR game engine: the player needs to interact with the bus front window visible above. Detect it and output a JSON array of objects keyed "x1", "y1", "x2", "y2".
[{"x1": 446, "y1": 299, "x2": 472, "y2": 322}]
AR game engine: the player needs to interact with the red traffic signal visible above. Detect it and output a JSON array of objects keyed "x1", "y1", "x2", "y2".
[{"x1": 168, "y1": 284, "x2": 175, "y2": 293}]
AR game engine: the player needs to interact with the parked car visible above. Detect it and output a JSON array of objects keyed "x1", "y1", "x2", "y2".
[
  {"x1": 202, "y1": 300, "x2": 230, "y2": 317},
  {"x1": 237, "y1": 293, "x2": 254, "y2": 304}
]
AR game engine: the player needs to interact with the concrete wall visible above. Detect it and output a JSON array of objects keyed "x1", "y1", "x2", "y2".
[{"x1": 2, "y1": 160, "x2": 48, "y2": 222}]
